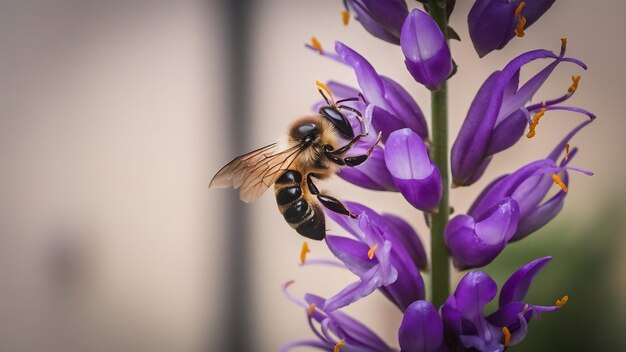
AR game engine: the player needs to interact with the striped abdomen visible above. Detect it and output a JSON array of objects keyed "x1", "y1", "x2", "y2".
[{"x1": 274, "y1": 170, "x2": 325, "y2": 240}]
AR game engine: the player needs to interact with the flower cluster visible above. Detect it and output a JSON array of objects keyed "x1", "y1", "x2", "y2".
[{"x1": 282, "y1": 1, "x2": 593, "y2": 351}]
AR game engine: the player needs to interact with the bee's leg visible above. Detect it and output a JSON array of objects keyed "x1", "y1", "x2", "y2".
[
  {"x1": 324, "y1": 132, "x2": 382, "y2": 166},
  {"x1": 337, "y1": 104, "x2": 369, "y2": 136},
  {"x1": 306, "y1": 174, "x2": 357, "y2": 218},
  {"x1": 317, "y1": 194, "x2": 358, "y2": 219}
]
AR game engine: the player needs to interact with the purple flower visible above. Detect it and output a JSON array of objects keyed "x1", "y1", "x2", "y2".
[
  {"x1": 384, "y1": 128, "x2": 443, "y2": 212},
  {"x1": 400, "y1": 9, "x2": 453, "y2": 90},
  {"x1": 325, "y1": 201, "x2": 426, "y2": 312},
  {"x1": 469, "y1": 0, "x2": 556, "y2": 57},
  {"x1": 445, "y1": 198, "x2": 519, "y2": 270},
  {"x1": 307, "y1": 40, "x2": 429, "y2": 141},
  {"x1": 469, "y1": 118, "x2": 594, "y2": 242},
  {"x1": 442, "y1": 257, "x2": 567, "y2": 351},
  {"x1": 398, "y1": 300, "x2": 448, "y2": 352},
  {"x1": 280, "y1": 283, "x2": 396, "y2": 352},
  {"x1": 451, "y1": 41, "x2": 590, "y2": 187},
  {"x1": 343, "y1": 0, "x2": 409, "y2": 44}
]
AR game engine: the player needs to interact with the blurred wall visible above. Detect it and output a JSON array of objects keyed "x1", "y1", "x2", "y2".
[{"x1": 0, "y1": 1, "x2": 224, "y2": 351}]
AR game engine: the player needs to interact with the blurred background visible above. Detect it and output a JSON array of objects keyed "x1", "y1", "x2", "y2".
[{"x1": 0, "y1": 0, "x2": 624, "y2": 351}]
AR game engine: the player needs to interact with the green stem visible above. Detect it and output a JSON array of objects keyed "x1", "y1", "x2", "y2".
[{"x1": 428, "y1": 0, "x2": 450, "y2": 308}]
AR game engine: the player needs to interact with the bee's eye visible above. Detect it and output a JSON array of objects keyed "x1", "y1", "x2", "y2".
[{"x1": 293, "y1": 123, "x2": 319, "y2": 140}]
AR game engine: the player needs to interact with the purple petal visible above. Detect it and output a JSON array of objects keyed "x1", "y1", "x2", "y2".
[
  {"x1": 469, "y1": 159, "x2": 555, "y2": 220},
  {"x1": 335, "y1": 41, "x2": 387, "y2": 109},
  {"x1": 370, "y1": 105, "x2": 412, "y2": 144},
  {"x1": 451, "y1": 49, "x2": 561, "y2": 186},
  {"x1": 487, "y1": 108, "x2": 528, "y2": 155},
  {"x1": 399, "y1": 300, "x2": 447, "y2": 352},
  {"x1": 451, "y1": 72, "x2": 501, "y2": 186},
  {"x1": 452, "y1": 271, "x2": 497, "y2": 333},
  {"x1": 382, "y1": 213, "x2": 428, "y2": 270},
  {"x1": 499, "y1": 256, "x2": 552, "y2": 306},
  {"x1": 324, "y1": 257, "x2": 397, "y2": 312},
  {"x1": 380, "y1": 76, "x2": 428, "y2": 139},
  {"x1": 338, "y1": 145, "x2": 397, "y2": 191},
  {"x1": 446, "y1": 199, "x2": 519, "y2": 270},
  {"x1": 400, "y1": 9, "x2": 452, "y2": 89},
  {"x1": 468, "y1": 0, "x2": 517, "y2": 57},
  {"x1": 384, "y1": 128, "x2": 442, "y2": 211},
  {"x1": 347, "y1": 0, "x2": 409, "y2": 44},
  {"x1": 468, "y1": 0, "x2": 556, "y2": 57},
  {"x1": 326, "y1": 235, "x2": 377, "y2": 277},
  {"x1": 513, "y1": 182, "x2": 566, "y2": 241}
]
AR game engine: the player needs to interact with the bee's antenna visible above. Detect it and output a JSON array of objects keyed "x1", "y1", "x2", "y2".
[{"x1": 316, "y1": 80, "x2": 335, "y2": 106}]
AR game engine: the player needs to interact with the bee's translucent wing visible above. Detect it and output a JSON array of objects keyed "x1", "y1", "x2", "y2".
[{"x1": 210, "y1": 142, "x2": 305, "y2": 203}]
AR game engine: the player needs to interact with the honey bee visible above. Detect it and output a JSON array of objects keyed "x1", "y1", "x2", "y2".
[{"x1": 210, "y1": 82, "x2": 380, "y2": 240}]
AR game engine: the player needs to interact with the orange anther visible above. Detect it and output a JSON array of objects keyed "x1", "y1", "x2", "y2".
[
  {"x1": 556, "y1": 295, "x2": 569, "y2": 307},
  {"x1": 561, "y1": 37, "x2": 568, "y2": 51},
  {"x1": 308, "y1": 303, "x2": 316, "y2": 316},
  {"x1": 514, "y1": 1, "x2": 526, "y2": 16},
  {"x1": 515, "y1": 16, "x2": 527, "y2": 37},
  {"x1": 310, "y1": 36, "x2": 323, "y2": 54},
  {"x1": 368, "y1": 244, "x2": 378, "y2": 260},
  {"x1": 334, "y1": 339, "x2": 345, "y2": 352},
  {"x1": 300, "y1": 241, "x2": 310, "y2": 264},
  {"x1": 568, "y1": 75, "x2": 581, "y2": 94},
  {"x1": 514, "y1": 2, "x2": 527, "y2": 37},
  {"x1": 526, "y1": 104, "x2": 546, "y2": 138},
  {"x1": 552, "y1": 174, "x2": 568, "y2": 192},
  {"x1": 502, "y1": 326, "x2": 511, "y2": 347},
  {"x1": 342, "y1": 10, "x2": 350, "y2": 26}
]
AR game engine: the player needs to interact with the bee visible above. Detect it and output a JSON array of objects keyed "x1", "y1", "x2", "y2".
[{"x1": 210, "y1": 82, "x2": 380, "y2": 240}]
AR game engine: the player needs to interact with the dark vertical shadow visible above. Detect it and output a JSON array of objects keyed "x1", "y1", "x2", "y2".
[{"x1": 215, "y1": 0, "x2": 253, "y2": 351}]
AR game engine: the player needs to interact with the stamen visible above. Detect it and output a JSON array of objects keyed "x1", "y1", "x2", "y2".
[
  {"x1": 316, "y1": 80, "x2": 335, "y2": 105},
  {"x1": 526, "y1": 103, "x2": 546, "y2": 138},
  {"x1": 568, "y1": 75, "x2": 581, "y2": 94},
  {"x1": 514, "y1": 2, "x2": 527, "y2": 37},
  {"x1": 515, "y1": 16, "x2": 527, "y2": 37},
  {"x1": 342, "y1": 10, "x2": 350, "y2": 26},
  {"x1": 334, "y1": 339, "x2": 345, "y2": 352},
  {"x1": 556, "y1": 295, "x2": 569, "y2": 307},
  {"x1": 300, "y1": 241, "x2": 310, "y2": 264},
  {"x1": 308, "y1": 303, "x2": 316, "y2": 316},
  {"x1": 502, "y1": 326, "x2": 511, "y2": 347},
  {"x1": 310, "y1": 36, "x2": 323, "y2": 54},
  {"x1": 561, "y1": 37, "x2": 568, "y2": 51},
  {"x1": 368, "y1": 244, "x2": 378, "y2": 260},
  {"x1": 565, "y1": 143, "x2": 570, "y2": 160},
  {"x1": 552, "y1": 173, "x2": 568, "y2": 192},
  {"x1": 514, "y1": 2, "x2": 526, "y2": 16}
]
